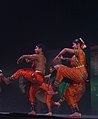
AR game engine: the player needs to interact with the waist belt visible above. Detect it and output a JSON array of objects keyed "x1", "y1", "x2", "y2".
[
  {"x1": 35, "y1": 70, "x2": 42, "y2": 73},
  {"x1": 35, "y1": 70, "x2": 44, "y2": 75},
  {"x1": 75, "y1": 65, "x2": 84, "y2": 68}
]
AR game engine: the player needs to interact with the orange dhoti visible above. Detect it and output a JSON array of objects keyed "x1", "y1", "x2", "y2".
[
  {"x1": 12, "y1": 68, "x2": 34, "y2": 82},
  {"x1": 12, "y1": 68, "x2": 44, "y2": 105},
  {"x1": 40, "y1": 83, "x2": 53, "y2": 112}
]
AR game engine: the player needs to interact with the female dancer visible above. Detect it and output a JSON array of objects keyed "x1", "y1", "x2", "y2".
[{"x1": 52, "y1": 38, "x2": 88, "y2": 117}]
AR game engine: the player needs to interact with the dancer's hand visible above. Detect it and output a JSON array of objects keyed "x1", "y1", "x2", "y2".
[
  {"x1": 17, "y1": 55, "x2": 25, "y2": 64},
  {"x1": 25, "y1": 58, "x2": 30, "y2": 63},
  {"x1": 61, "y1": 57, "x2": 70, "y2": 61},
  {"x1": 47, "y1": 90, "x2": 58, "y2": 95},
  {"x1": 53, "y1": 101, "x2": 61, "y2": 107},
  {"x1": 52, "y1": 56, "x2": 60, "y2": 63}
]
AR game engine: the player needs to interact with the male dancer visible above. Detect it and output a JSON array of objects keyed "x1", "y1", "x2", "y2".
[{"x1": 0, "y1": 44, "x2": 46, "y2": 115}]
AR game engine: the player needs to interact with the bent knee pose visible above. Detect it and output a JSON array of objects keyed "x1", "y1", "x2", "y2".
[
  {"x1": 1, "y1": 44, "x2": 46, "y2": 115},
  {"x1": 41, "y1": 65, "x2": 69, "y2": 115},
  {"x1": 52, "y1": 38, "x2": 88, "y2": 117}
]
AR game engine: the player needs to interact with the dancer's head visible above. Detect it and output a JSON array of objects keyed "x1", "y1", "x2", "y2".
[
  {"x1": 72, "y1": 38, "x2": 86, "y2": 49},
  {"x1": 50, "y1": 65, "x2": 55, "y2": 73},
  {"x1": 35, "y1": 44, "x2": 45, "y2": 54}
]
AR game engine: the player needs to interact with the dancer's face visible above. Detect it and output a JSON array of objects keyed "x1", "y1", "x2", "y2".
[
  {"x1": 35, "y1": 46, "x2": 42, "y2": 54},
  {"x1": 50, "y1": 67, "x2": 55, "y2": 73},
  {"x1": 72, "y1": 42, "x2": 78, "y2": 49}
]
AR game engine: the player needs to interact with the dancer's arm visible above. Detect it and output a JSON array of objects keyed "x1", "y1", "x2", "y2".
[
  {"x1": 17, "y1": 54, "x2": 38, "y2": 64},
  {"x1": 52, "y1": 48, "x2": 74, "y2": 63}
]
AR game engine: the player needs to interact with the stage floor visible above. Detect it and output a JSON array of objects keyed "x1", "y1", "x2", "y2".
[{"x1": 0, "y1": 112, "x2": 98, "y2": 119}]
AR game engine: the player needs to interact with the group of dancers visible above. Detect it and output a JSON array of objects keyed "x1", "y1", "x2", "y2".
[{"x1": 0, "y1": 38, "x2": 88, "y2": 118}]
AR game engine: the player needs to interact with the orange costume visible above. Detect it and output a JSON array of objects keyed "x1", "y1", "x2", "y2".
[
  {"x1": 0, "y1": 66, "x2": 50, "y2": 115},
  {"x1": 40, "y1": 83, "x2": 53, "y2": 112},
  {"x1": 0, "y1": 44, "x2": 48, "y2": 115},
  {"x1": 11, "y1": 68, "x2": 54, "y2": 114},
  {"x1": 54, "y1": 48, "x2": 88, "y2": 112},
  {"x1": 10, "y1": 68, "x2": 44, "y2": 105}
]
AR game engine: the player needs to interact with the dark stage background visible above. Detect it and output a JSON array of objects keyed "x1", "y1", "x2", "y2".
[{"x1": 0, "y1": 0, "x2": 98, "y2": 116}]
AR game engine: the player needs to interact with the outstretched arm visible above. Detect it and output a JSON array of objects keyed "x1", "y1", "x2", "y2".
[{"x1": 52, "y1": 48, "x2": 74, "y2": 63}]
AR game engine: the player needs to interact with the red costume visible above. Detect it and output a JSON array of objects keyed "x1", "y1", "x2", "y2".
[
  {"x1": 54, "y1": 48, "x2": 88, "y2": 113},
  {"x1": 11, "y1": 68, "x2": 54, "y2": 114},
  {"x1": 11, "y1": 68, "x2": 44, "y2": 105}
]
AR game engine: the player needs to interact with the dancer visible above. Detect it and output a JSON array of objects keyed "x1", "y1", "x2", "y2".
[
  {"x1": 0, "y1": 70, "x2": 11, "y2": 93},
  {"x1": 0, "y1": 70, "x2": 9, "y2": 84},
  {"x1": 52, "y1": 38, "x2": 88, "y2": 117},
  {"x1": 40, "y1": 65, "x2": 70, "y2": 115},
  {"x1": 41, "y1": 65, "x2": 59, "y2": 115},
  {"x1": 1, "y1": 44, "x2": 46, "y2": 115}
]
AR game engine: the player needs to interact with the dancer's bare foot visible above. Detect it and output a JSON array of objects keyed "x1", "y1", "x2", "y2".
[
  {"x1": 0, "y1": 71, "x2": 10, "y2": 84},
  {"x1": 28, "y1": 110, "x2": 37, "y2": 115},
  {"x1": 53, "y1": 101, "x2": 61, "y2": 107},
  {"x1": 68, "y1": 112, "x2": 81, "y2": 118},
  {"x1": 45, "y1": 112, "x2": 52, "y2": 116}
]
